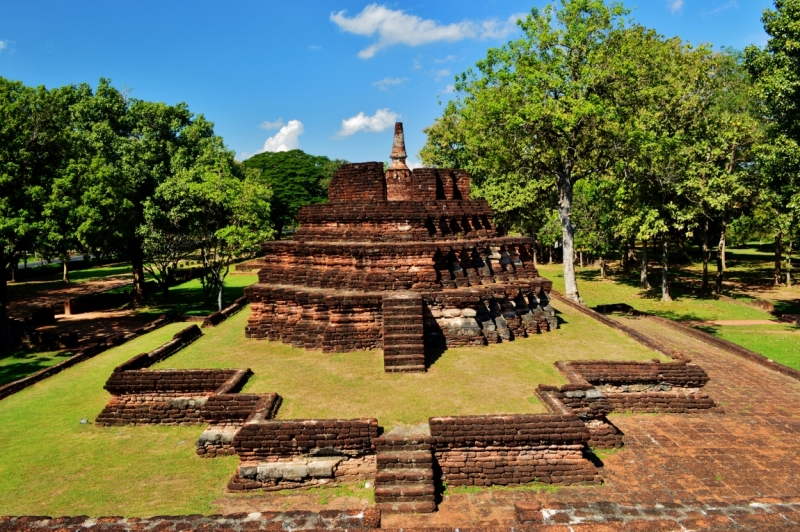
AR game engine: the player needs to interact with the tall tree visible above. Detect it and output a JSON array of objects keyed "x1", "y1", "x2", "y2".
[
  {"x1": 241, "y1": 150, "x2": 345, "y2": 238},
  {"x1": 76, "y1": 80, "x2": 216, "y2": 301},
  {"x1": 421, "y1": 0, "x2": 629, "y2": 302},
  {"x1": 162, "y1": 140, "x2": 273, "y2": 310},
  {"x1": 0, "y1": 78, "x2": 67, "y2": 351},
  {"x1": 746, "y1": 0, "x2": 800, "y2": 286}
]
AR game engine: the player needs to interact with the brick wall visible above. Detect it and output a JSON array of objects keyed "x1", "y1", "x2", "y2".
[
  {"x1": 295, "y1": 200, "x2": 496, "y2": 242},
  {"x1": 328, "y1": 162, "x2": 386, "y2": 202},
  {"x1": 245, "y1": 288, "x2": 383, "y2": 352},
  {"x1": 232, "y1": 418, "x2": 379, "y2": 461},
  {"x1": 253, "y1": 238, "x2": 541, "y2": 292},
  {"x1": 104, "y1": 369, "x2": 239, "y2": 395},
  {"x1": 564, "y1": 360, "x2": 710, "y2": 387},
  {"x1": 428, "y1": 415, "x2": 599, "y2": 486}
]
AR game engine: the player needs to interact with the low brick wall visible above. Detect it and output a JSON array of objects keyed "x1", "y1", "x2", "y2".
[
  {"x1": 104, "y1": 369, "x2": 239, "y2": 395},
  {"x1": 429, "y1": 415, "x2": 599, "y2": 486},
  {"x1": 233, "y1": 418, "x2": 379, "y2": 461},
  {"x1": 202, "y1": 296, "x2": 248, "y2": 327},
  {"x1": 197, "y1": 393, "x2": 282, "y2": 457},
  {"x1": 565, "y1": 360, "x2": 709, "y2": 387}
]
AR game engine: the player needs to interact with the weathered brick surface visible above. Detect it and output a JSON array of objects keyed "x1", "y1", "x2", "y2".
[
  {"x1": 245, "y1": 158, "x2": 558, "y2": 360},
  {"x1": 429, "y1": 415, "x2": 590, "y2": 448},
  {"x1": 232, "y1": 418, "x2": 379, "y2": 461}
]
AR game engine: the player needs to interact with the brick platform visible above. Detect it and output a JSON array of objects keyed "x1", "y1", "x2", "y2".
[{"x1": 245, "y1": 123, "x2": 558, "y2": 371}]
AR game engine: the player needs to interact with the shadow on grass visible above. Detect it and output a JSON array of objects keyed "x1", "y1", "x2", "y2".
[
  {"x1": 138, "y1": 280, "x2": 249, "y2": 318},
  {"x1": 775, "y1": 299, "x2": 800, "y2": 316},
  {"x1": 0, "y1": 349, "x2": 73, "y2": 386},
  {"x1": 425, "y1": 346, "x2": 446, "y2": 369}
]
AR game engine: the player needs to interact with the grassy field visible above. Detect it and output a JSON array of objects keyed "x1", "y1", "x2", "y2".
[
  {"x1": 536, "y1": 263, "x2": 772, "y2": 322},
  {"x1": 537, "y1": 257, "x2": 800, "y2": 370},
  {"x1": 0, "y1": 322, "x2": 237, "y2": 517},
  {"x1": 0, "y1": 348, "x2": 71, "y2": 386},
  {"x1": 697, "y1": 323, "x2": 800, "y2": 370},
  {"x1": 0, "y1": 292, "x2": 667, "y2": 516},
  {"x1": 155, "y1": 303, "x2": 665, "y2": 430}
]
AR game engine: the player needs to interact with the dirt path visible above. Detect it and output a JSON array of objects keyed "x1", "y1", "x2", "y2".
[
  {"x1": 685, "y1": 319, "x2": 784, "y2": 326},
  {"x1": 6, "y1": 276, "x2": 132, "y2": 318}
]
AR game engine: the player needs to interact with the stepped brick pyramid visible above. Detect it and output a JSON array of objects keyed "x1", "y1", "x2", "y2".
[{"x1": 245, "y1": 123, "x2": 558, "y2": 372}]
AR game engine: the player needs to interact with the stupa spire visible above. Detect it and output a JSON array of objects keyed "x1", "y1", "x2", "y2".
[{"x1": 389, "y1": 122, "x2": 409, "y2": 170}]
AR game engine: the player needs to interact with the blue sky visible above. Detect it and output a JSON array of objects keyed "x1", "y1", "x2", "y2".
[{"x1": 0, "y1": 0, "x2": 773, "y2": 166}]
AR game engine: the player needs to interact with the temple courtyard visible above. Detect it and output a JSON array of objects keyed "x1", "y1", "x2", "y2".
[{"x1": 0, "y1": 294, "x2": 798, "y2": 530}]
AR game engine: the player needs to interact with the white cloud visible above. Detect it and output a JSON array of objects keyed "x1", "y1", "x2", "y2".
[
  {"x1": 407, "y1": 160, "x2": 424, "y2": 169},
  {"x1": 434, "y1": 54, "x2": 457, "y2": 64},
  {"x1": 0, "y1": 41, "x2": 7, "y2": 52},
  {"x1": 259, "y1": 118, "x2": 285, "y2": 130},
  {"x1": 443, "y1": 84, "x2": 455, "y2": 94},
  {"x1": 413, "y1": 58, "x2": 423, "y2": 69},
  {"x1": 434, "y1": 69, "x2": 450, "y2": 81},
  {"x1": 373, "y1": 77, "x2": 409, "y2": 90},
  {"x1": 262, "y1": 119, "x2": 304, "y2": 152},
  {"x1": 337, "y1": 108, "x2": 399, "y2": 137},
  {"x1": 705, "y1": 1, "x2": 738, "y2": 16},
  {"x1": 308, "y1": 45, "x2": 322, "y2": 51},
  {"x1": 481, "y1": 13, "x2": 526, "y2": 40},
  {"x1": 331, "y1": 4, "x2": 523, "y2": 59},
  {"x1": 668, "y1": 0, "x2": 684, "y2": 13}
]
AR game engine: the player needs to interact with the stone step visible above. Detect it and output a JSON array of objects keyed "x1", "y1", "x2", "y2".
[
  {"x1": 383, "y1": 355, "x2": 426, "y2": 365},
  {"x1": 376, "y1": 450, "x2": 432, "y2": 468},
  {"x1": 384, "y1": 365, "x2": 426, "y2": 373},
  {"x1": 375, "y1": 500, "x2": 437, "y2": 514},
  {"x1": 382, "y1": 332, "x2": 423, "y2": 341},
  {"x1": 383, "y1": 347, "x2": 425, "y2": 357},
  {"x1": 375, "y1": 483, "x2": 436, "y2": 500},
  {"x1": 375, "y1": 468, "x2": 434, "y2": 483}
]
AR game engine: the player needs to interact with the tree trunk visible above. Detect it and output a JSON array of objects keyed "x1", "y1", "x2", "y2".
[
  {"x1": 716, "y1": 251, "x2": 724, "y2": 294},
  {"x1": 676, "y1": 234, "x2": 690, "y2": 263},
  {"x1": 549, "y1": 245, "x2": 553, "y2": 265},
  {"x1": 130, "y1": 244, "x2": 146, "y2": 303},
  {"x1": 558, "y1": 174, "x2": 582, "y2": 303},
  {"x1": 720, "y1": 222, "x2": 727, "y2": 270},
  {"x1": 621, "y1": 241, "x2": 629, "y2": 275},
  {"x1": 775, "y1": 233, "x2": 782, "y2": 286},
  {"x1": 62, "y1": 256, "x2": 70, "y2": 284},
  {"x1": 599, "y1": 255, "x2": 606, "y2": 279},
  {"x1": 702, "y1": 219, "x2": 710, "y2": 293},
  {"x1": 640, "y1": 240, "x2": 650, "y2": 290},
  {"x1": 661, "y1": 239, "x2": 673, "y2": 302},
  {"x1": 579, "y1": 250, "x2": 584, "y2": 268},
  {"x1": 788, "y1": 240, "x2": 793, "y2": 287},
  {"x1": 532, "y1": 240, "x2": 538, "y2": 267}
]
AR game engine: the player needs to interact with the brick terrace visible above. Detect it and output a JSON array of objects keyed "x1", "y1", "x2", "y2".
[{"x1": 377, "y1": 312, "x2": 800, "y2": 528}]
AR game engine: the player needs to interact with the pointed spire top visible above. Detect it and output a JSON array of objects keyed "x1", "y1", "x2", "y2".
[{"x1": 389, "y1": 122, "x2": 409, "y2": 170}]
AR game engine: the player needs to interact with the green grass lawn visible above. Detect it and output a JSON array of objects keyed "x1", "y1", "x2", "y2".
[
  {"x1": 155, "y1": 303, "x2": 665, "y2": 430},
  {"x1": 0, "y1": 292, "x2": 666, "y2": 517},
  {"x1": 537, "y1": 263, "x2": 772, "y2": 322},
  {"x1": 0, "y1": 348, "x2": 72, "y2": 386},
  {"x1": 696, "y1": 323, "x2": 800, "y2": 370},
  {"x1": 0, "y1": 322, "x2": 237, "y2": 517}
]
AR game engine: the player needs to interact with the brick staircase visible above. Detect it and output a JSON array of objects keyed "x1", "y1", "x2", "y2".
[
  {"x1": 374, "y1": 427, "x2": 437, "y2": 514},
  {"x1": 382, "y1": 293, "x2": 426, "y2": 372}
]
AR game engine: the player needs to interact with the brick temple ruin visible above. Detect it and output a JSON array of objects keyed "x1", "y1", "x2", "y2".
[{"x1": 244, "y1": 123, "x2": 558, "y2": 372}]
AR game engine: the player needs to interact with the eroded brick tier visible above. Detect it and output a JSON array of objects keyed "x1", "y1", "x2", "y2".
[{"x1": 245, "y1": 124, "x2": 557, "y2": 372}]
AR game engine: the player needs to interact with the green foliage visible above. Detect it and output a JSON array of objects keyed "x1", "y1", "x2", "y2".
[
  {"x1": 422, "y1": 0, "x2": 630, "y2": 301},
  {"x1": 241, "y1": 150, "x2": 346, "y2": 237},
  {"x1": 746, "y1": 0, "x2": 800, "y2": 282}
]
